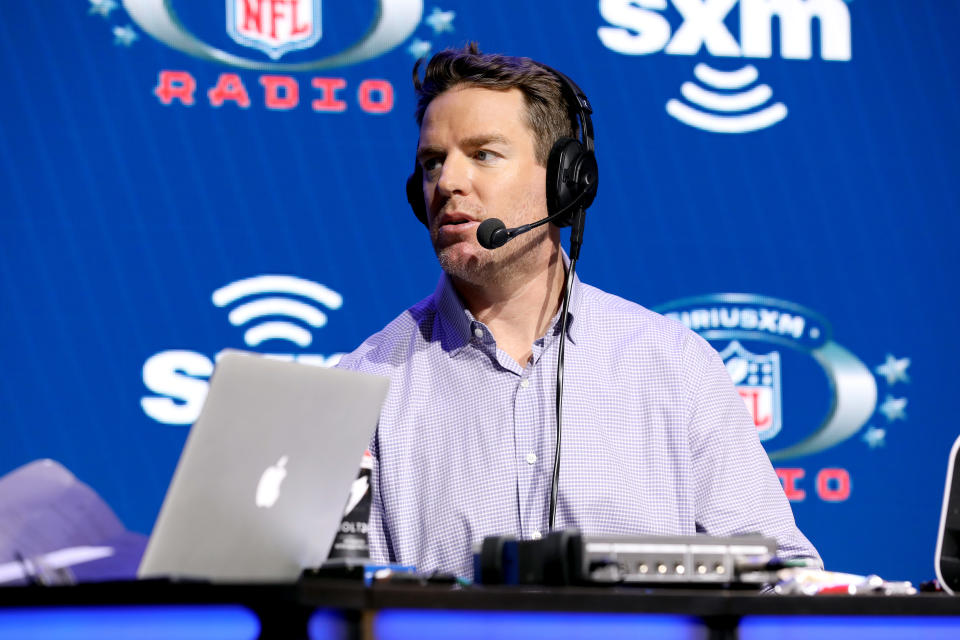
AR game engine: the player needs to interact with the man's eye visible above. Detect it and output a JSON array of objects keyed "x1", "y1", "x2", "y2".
[
  {"x1": 422, "y1": 158, "x2": 441, "y2": 173},
  {"x1": 475, "y1": 150, "x2": 492, "y2": 162}
]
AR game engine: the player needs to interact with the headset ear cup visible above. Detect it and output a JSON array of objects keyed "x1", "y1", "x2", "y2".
[
  {"x1": 406, "y1": 164, "x2": 428, "y2": 227},
  {"x1": 546, "y1": 137, "x2": 584, "y2": 227},
  {"x1": 575, "y1": 150, "x2": 599, "y2": 211}
]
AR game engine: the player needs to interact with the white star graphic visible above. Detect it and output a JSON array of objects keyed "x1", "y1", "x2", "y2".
[
  {"x1": 88, "y1": 0, "x2": 118, "y2": 18},
  {"x1": 878, "y1": 395, "x2": 907, "y2": 422},
  {"x1": 875, "y1": 354, "x2": 910, "y2": 386},
  {"x1": 425, "y1": 7, "x2": 455, "y2": 34},
  {"x1": 407, "y1": 38, "x2": 432, "y2": 60},
  {"x1": 862, "y1": 426, "x2": 886, "y2": 449},
  {"x1": 113, "y1": 24, "x2": 138, "y2": 47}
]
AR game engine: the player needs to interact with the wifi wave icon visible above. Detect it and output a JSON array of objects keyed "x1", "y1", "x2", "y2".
[
  {"x1": 666, "y1": 63, "x2": 787, "y2": 134},
  {"x1": 212, "y1": 275, "x2": 344, "y2": 348}
]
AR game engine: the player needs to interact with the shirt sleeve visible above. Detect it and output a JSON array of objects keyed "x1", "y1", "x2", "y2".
[
  {"x1": 366, "y1": 427, "x2": 395, "y2": 565},
  {"x1": 683, "y1": 332, "x2": 822, "y2": 566}
]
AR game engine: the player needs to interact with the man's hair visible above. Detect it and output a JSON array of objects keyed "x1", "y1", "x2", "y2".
[{"x1": 413, "y1": 43, "x2": 576, "y2": 166}]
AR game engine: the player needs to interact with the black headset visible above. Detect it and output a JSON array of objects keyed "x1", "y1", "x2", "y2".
[{"x1": 405, "y1": 63, "x2": 598, "y2": 229}]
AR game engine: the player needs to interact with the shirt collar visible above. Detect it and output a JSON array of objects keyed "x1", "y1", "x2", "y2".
[
  {"x1": 432, "y1": 256, "x2": 583, "y2": 356},
  {"x1": 432, "y1": 274, "x2": 476, "y2": 356}
]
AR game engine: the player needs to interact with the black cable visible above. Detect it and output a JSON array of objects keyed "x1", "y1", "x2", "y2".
[
  {"x1": 548, "y1": 205, "x2": 585, "y2": 531},
  {"x1": 548, "y1": 255, "x2": 577, "y2": 531}
]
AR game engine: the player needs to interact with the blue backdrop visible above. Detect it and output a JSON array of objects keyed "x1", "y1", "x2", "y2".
[{"x1": 0, "y1": 0, "x2": 956, "y2": 584}]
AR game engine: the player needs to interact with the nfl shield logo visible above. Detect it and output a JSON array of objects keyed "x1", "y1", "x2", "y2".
[
  {"x1": 718, "y1": 341, "x2": 782, "y2": 442},
  {"x1": 226, "y1": 0, "x2": 322, "y2": 60}
]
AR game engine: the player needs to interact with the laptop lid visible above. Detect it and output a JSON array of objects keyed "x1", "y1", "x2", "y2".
[
  {"x1": 138, "y1": 350, "x2": 388, "y2": 582},
  {"x1": 936, "y1": 433, "x2": 960, "y2": 594}
]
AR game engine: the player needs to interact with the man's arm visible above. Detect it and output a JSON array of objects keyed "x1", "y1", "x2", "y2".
[
  {"x1": 683, "y1": 333, "x2": 822, "y2": 565},
  {"x1": 365, "y1": 434, "x2": 395, "y2": 565}
]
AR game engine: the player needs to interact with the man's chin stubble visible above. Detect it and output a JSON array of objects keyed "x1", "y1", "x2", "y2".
[
  {"x1": 436, "y1": 247, "x2": 489, "y2": 285},
  {"x1": 434, "y1": 229, "x2": 547, "y2": 287}
]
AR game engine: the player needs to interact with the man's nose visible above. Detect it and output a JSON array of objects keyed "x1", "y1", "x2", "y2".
[{"x1": 436, "y1": 153, "x2": 471, "y2": 197}]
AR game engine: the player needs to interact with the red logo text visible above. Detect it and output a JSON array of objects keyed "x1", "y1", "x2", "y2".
[
  {"x1": 775, "y1": 467, "x2": 851, "y2": 502},
  {"x1": 153, "y1": 71, "x2": 394, "y2": 114}
]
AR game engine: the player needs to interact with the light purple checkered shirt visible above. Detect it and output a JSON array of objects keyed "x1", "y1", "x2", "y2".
[{"x1": 337, "y1": 273, "x2": 820, "y2": 577}]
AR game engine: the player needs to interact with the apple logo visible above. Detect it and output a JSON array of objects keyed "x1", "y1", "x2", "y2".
[{"x1": 256, "y1": 455, "x2": 288, "y2": 508}]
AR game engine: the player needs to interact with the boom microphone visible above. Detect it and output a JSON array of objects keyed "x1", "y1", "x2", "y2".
[
  {"x1": 476, "y1": 219, "x2": 509, "y2": 249},
  {"x1": 476, "y1": 187, "x2": 592, "y2": 250}
]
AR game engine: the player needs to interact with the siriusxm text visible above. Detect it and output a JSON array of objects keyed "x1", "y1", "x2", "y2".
[{"x1": 666, "y1": 307, "x2": 807, "y2": 339}]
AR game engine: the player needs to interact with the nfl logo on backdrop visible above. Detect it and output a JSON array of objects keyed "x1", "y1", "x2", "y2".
[
  {"x1": 227, "y1": 0, "x2": 321, "y2": 60},
  {"x1": 719, "y1": 341, "x2": 782, "y2": 442}
]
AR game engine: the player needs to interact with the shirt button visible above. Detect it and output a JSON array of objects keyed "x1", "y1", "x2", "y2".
[
  {"x1": 525, "y1": 453, "x2": 537, "y2": 465},
  {"x1": 520, "y1": 379, "x2": 530, "y2": 388},
  {"x1": 473, "y1": 327, "x2": 483, "y2": 339},
  {"x1": 531, "y1": 530, "x2": 542, "y2": 540}
]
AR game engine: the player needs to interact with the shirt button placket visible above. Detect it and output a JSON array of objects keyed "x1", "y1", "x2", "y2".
[{"x1": 515, "y1": 373, "x2": 537, "y2": 537}]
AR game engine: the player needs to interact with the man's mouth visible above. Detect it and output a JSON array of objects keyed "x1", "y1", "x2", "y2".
[{"x1": 438, "y1": 213, "x2": 478, "y2": 228}]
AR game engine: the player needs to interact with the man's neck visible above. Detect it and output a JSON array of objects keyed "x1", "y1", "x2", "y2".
[{"x1": 452, "y1": 246, "x2": 566, "y2": 367}]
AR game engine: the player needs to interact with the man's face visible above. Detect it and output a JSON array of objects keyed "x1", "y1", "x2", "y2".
[{"x1": 416, "y1": 85, "x2": 550, "y2": 285}]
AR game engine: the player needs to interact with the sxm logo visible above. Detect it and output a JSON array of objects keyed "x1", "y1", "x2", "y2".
[
  {"x1": 141, "y1": 275, "x2": 347, "y2": 426},
  {"x1": 597, "y1": 0, "x2": 853, "y2": 133},
  {"x1": 656, "y1": 293, "x2": 879, "y2": 503}
]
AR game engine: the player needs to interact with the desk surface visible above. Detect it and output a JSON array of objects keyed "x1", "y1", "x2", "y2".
[
  {"x1": 2, "y1": 578, "x2": 959, "y2": 615},
  {"x1": 2, "y1": 581, "x2": 960, "y2": 640}
]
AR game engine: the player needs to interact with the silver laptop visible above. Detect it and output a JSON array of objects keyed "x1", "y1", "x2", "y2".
[{"x1": 138, "y1": 350, "x2": 388, "y2": 582}]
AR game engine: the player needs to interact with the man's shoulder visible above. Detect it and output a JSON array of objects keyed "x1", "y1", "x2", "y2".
[
  {"x1": 336, "y1": 294, "x2": 438, "y2": 374},
  {"x1": 578, "y1": 282, "x2": 688, "y2": 340},
  {"x1": 578, "y1": 282, "x2": 663, "y2": 323},
  {"x1": 577, "y1": 282, "x2": 717, "y2": 362}
]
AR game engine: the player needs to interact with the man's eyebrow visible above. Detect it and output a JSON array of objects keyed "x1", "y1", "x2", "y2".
[
  {"x1": 416, "y1": 134, "x2": 511, "y2": 161},
  {"x1": 416, "y1": 144, "x2": 444, "y2": 162},
  {"x1": 460, "y1": 133, "x2": 510, "y2": 148},
  {"x1": 460, "y1": 134, "x2": 510, "y2": 148}
]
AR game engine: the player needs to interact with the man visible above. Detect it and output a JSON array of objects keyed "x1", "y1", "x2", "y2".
[{"x1": 337, "y1": 45, "x2": 819, "y2": 577}]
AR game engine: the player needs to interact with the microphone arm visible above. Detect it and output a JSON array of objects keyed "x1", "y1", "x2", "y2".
[
  {"x1": 476, "y1": 187, "x2": 593, "y2": 250},
  {"x1": 476, "y1": 210, "x2": 561, "y2": 250}
]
